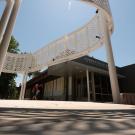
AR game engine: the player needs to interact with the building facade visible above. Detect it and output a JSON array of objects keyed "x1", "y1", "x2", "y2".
[{"x1": 24, "y1": 56, "x2": 135, "y2": 103}]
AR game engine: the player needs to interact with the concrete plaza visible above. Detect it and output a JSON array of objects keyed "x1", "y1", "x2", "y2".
[{"x1": 0, "y1": 100, "x2": 135, "y2": 135}]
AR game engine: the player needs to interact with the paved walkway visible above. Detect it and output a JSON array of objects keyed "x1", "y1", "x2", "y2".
[
  {"x1": 0, "y1": 100, "x2": 135, "y2": 135},
  {"x1": 0, "y1": 100, "x2": 135, "y2": 110}
]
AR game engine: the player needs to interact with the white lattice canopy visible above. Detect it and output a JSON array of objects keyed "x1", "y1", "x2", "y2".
[{"x1": 2, "y1": 0, "x2": 113, "y2": 74}]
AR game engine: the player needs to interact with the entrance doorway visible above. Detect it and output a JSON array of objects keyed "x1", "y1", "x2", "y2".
[
  {"x1": 72, "y1": 72, "x2": 93, "y2": 101},
  {"x1": 94, "y1": 73, "x2": 113, "y2": 102},
  {"x1": 72, "y1": 72, "x2": 113, "y2": 102}
]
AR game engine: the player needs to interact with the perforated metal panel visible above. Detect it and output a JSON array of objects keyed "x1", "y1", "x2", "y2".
[
  {"x1": 1, "y1": 0, "x2": 113, "y2": 74},
  {"x1": 3, "y1": 53, "x2": 33, "y2": 74},
  {"x1": 32, "y1": 15, "x2": 103, "y2": 72},
  {"x1": 82, "y1": 0, "x2": 111, "y2": 15}
]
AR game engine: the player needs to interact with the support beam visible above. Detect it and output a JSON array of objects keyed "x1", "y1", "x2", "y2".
[
  {"x1": 86, "y1": 69, "x2": 90, "y2": 101},
  {"x1": 68, "y1": 75, "x2": 72, "y2": 100},
  {"x1": 0, "y1": 0, "x2": 21, "y2": 75},
  {"x1": 101, "y1": 11, "x2": 120, "y2": 104},
  {"x1": 19, "y1": 72, "x2": 28, "y2": 100},
  {"x1": 0, "y1": 0, "x2": 14, "y2": 43},
  {"x1": 81, "y1": 74, "x2": 83, "y2": 98},
  {"x1": 51, "y1": 80, "x2": 54, "y2": 99},
  {"x1": 91, "y1": 72, "x2": 96, "y2": 101}
]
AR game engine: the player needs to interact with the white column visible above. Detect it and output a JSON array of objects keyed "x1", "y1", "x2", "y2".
[
  {"x1": 68, "y1": 75, "x2": 72, "y2": 100},
  {"x1": 91, "y1": 72, "x2": 96, "y2": 101},
  {"x1": 0, "y1": 0, "x2": 21, "y2": 75},
  {"x1": 19, "y1": 72, "x2": 28, "y2": 100},
  {"x1": 86, "y1": 69, "x2": 90, "y2": 101},
  {"x1": 101, "y1": 11, "x2": 120, "y2": 104},
  {"x1": 0, "y1": 0, "x2": 14, "y2": 43}
]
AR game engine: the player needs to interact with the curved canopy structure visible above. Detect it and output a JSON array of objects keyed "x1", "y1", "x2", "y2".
[
  {"x1": 1, "y1": 0, "x2": 113, "y2": 74},
  {"x1": 0, "y1": 0, "x2": 120, "y2": 103}
]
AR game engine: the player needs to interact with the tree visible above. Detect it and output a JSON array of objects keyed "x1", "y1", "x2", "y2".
[{"x1": 0, "y1": 36, "x2": 20, "y2": 99}]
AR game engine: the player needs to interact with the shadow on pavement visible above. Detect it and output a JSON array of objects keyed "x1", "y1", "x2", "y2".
[{"x1": 0, "y1": 108, "x2": 135, "y2": 135}]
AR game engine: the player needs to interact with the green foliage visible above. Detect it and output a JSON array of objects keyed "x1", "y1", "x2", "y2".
[
  {"x1": 0, "y1": 36, "x2": 20, "y2": 99},
  {"x1": 8, "y1": 79, "x2": 19, "y2": 99},
  {"x1": 8, "y1": 36, "x2": 20, "y2": 53}
]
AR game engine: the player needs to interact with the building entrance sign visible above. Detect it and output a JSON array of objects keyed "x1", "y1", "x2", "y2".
[{"x1": 0, "y1": 0, "x2": 120, "y2": 103}]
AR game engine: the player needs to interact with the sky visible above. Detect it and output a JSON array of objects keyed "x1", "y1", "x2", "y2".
[{"x1": 0, "y1": 0, "x2": 135, "y2": 84}]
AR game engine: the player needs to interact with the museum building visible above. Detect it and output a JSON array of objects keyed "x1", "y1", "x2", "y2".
[{"x1": 24, "y1": 56, "x2": 135, "y2": 102}]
